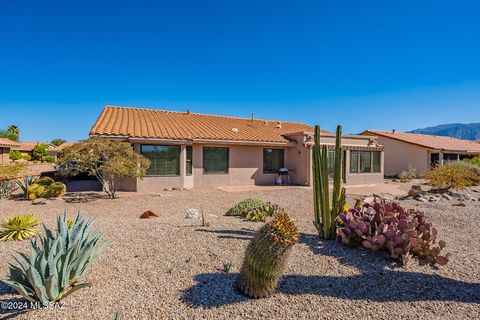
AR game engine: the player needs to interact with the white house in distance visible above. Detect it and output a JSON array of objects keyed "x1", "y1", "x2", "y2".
[{"x1": 361, "y1": 130, "x2": 480, "y2": 177}]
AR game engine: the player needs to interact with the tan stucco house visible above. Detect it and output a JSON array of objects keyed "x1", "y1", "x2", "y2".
[
  {"x1": 89, "y1": 106, "x2": 385, "y2": 191},
  {"x1": 361, "y1": 130, "x2": 480, "y2": 177},
  {"x1": 0, "y1": 138, "x2": 20, "y2": 164}
]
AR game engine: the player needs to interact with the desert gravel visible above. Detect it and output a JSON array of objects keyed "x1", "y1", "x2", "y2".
[{"x1": 0, "y1": 187, "x2": 479, "y2": 319}]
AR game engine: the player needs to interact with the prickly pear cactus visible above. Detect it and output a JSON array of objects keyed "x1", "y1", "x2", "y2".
[{"x1": 237, "y1": 212, "x2": 299, "y2": 298}]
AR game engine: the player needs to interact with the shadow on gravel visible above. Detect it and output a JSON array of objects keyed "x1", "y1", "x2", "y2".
[
  {"x1": 63, "y1": 192, "x2": 109, "y2": 203},
  {"x1": 182, "y1": 273, "x2": 248, "y2": 308},
  {"x1": 195, "y1": 228, "x2": 255, "y2": 241},
  {"x1": 0, "y1": 282, "x2": 29, "y2": 318},
  {"x1": 182, "y1": 233, "x2": 480, "y2": 308}
]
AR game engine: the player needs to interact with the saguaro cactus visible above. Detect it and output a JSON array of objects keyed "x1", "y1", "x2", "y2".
[
  {"x1": 237, "y1": 212, "x2": 299, "y2": 298},
  {"x1": 313, "y1": 125, "x2": 346, "y2": 240}
]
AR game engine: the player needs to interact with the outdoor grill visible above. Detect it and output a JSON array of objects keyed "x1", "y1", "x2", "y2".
[{"x1": 276, "y1": 168, "x2": 294, "y2": 185}]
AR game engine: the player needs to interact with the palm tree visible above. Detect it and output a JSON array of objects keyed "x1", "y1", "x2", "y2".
[{"x1": 6, "y1": 125, "x2": 20, "y2": 141}]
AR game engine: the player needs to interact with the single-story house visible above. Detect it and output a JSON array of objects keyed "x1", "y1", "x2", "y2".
[
  {"x1": 90, "y1": 106, "x2": 385, "y2": 191},
  {"x1": 361, "y1": 130, "x2": 480, "y2": 177},
  {"x1": 12, "y1": 142, "x2": 57, "y2": 158},
  {"x1": 0, "y1": 138, "x2": 20, "y2": 165}
]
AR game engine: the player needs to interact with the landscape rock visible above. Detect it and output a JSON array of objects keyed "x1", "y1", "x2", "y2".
[
  {"x1": 140, "y1": 210, "x2": 159, "y2": 219},
  {"x1": 186, "y1": 208, "x2": 199, "y2": 219}
]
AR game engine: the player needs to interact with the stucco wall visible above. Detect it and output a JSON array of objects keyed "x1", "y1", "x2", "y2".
[
  {"x1": 0, "y1": 148, "x2": 9, "y2": 165},
  {"x1": 374, "y1": 136, "x2": 429, "y2": 176},
  {"x1": 193, "y1": 144, "x2": 291, "y2": 187}
]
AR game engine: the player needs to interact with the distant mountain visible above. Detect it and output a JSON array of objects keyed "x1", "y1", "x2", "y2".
[{"x1": 409, "y1": 123, "x2": 480, "y2": 141}]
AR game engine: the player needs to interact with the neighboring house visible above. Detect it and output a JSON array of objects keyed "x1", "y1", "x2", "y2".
[
  {"x1": 90, "y1": 106, "x2": 385, "y2": 191},
  {"x1": 50, "y1": 142, "x2": 74, "y2": 159},
  {"x1": 0, "y1": 138, "x2": 20, "y2": 165},
  {"x1": 12, "y1": 142, "x2": 56, "y2": 158},
  {"x1": 361, "y1": 130, "x2": 480, "y2": 177}
]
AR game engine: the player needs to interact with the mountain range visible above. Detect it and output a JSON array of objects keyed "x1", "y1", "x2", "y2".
[{"x1": 409, "y1": 123, "x2": 480, "y2": 141}]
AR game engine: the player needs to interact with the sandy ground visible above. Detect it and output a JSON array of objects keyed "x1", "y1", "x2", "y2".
[{"x1": 0, "y1": 187, "x2": 479, "y2": 320}]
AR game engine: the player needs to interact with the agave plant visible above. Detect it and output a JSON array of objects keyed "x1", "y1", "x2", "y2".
[
  {"x1": 16, "y1": 176, "x2": 37, "y2": 199},
  {"x1": 0, "y1": 215, "x2": 40, "y2": 241},
  {"x1": 2, "y1": 214, "x2": 108, "y2": 303}
]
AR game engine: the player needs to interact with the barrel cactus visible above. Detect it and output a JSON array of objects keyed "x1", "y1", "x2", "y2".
[
  {"x1": 27, "y1": 177, "x2": 66, "y2": 200},
  {"x1": 237, "y1": 212, "x2": 299, "y2": 298},
  {"x1": 3, "y1": 214, "x2": 108, "y2": 303}
]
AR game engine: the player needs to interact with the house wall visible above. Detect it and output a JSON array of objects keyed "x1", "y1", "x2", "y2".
[
  {"x1": 115, "y1": 135, "x2": 385, "y2": 191},
  {"x1": 0, "y1": 148, "x2": 10, "y2": 165},
  {"x1": 373, "y1": 136, "x2": 429, "y2": 176}
]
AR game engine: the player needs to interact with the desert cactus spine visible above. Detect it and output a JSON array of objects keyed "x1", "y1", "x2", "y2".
[{"x1": 237, "y1": 213, "x2": 299, "y2": 298}]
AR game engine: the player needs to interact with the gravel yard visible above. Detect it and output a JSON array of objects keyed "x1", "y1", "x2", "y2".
[{"x1": 0, "y1": 187, "x2": 479, "y2": 319}]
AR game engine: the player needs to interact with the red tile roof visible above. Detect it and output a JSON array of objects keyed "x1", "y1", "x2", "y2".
[
  {"x1": 90, "y1": 106, "x2": 323, "y2": 144},
  {"x1": 13, "y1": 142, "x2": 44, "y2": 152},
  {"x1": 362, "y1": 130, "x2": 480, "y2": 153},
  {"x1": 0, "y1": 138, "x2": 20, "y2": 148}
]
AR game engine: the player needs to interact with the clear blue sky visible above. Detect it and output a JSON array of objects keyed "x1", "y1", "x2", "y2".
[{"x1": 1, "y1": 0, "x2": 479, "y2": 142}]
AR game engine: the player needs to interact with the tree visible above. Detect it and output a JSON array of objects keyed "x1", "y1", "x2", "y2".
[
  {"x1": 51, "y1": 138, "x2": 66, "y2": 146},
  {"x1": 0, "y1": 124, "x2": 20, "y2": 142},
  {"x1": 32, "y1": 144, "x2": 49, "y2": 160},
  {"x1": 57, "y1": 138, "x2": 150, "y2": 199},
  {"x1": 9, "y1": 150, "x2": 22, "y2": 161}
]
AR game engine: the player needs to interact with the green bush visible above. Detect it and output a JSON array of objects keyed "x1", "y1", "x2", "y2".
[
  {"x1": 22, "y1": 153, "x2": 31, "y2": 161},
  {"x1": 226, "y1": 198, "x2": 266, "y2": 216},
  {"x1": 43, "y1": 155, "x2": 56, "y2": 163},
  {"x1": 32, "y1": 143, "x2": 49, "y2": 160},
  {"x1": 425, "y1": 161, "x2": 480, "y2": 190},
  {"x1": 9, "y1": 150, "x2": 22, "y2": 161},
  {"x1": 465, "y1": 157, "x2": 480, "y2": 168}
]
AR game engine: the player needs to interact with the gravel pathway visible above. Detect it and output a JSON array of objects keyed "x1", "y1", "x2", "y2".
[{"x1": 0, "y1": 188, "x2": 479, "y2": 319}]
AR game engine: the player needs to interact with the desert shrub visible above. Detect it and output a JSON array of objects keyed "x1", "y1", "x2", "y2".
[
  {"x1": 337, "y1": 201, "x2": 450, "y2": 266},
  {"x1": 9, "y1": 150, "x2": 22, "y2": 161},
  {"x1": 57, "y1": 138, "x2": 150, "y2": 199},
  {"x1": 465, "y1": 157, "x2": 480, "y2": 168},
  {"x1": 0, "y1": 163, "x2": 26, "y2": 199},
  {"x1": 425, "y1": 161, "x2": 480, "y2": 189},
  {"x1": 0, "y1": 215, "x2": 40, "y2": 241},
  {"x1": 0, "y1": 181, "x2": 17, "y2": 199},
  {"x1": 43, "y1": 155, "x2": 56, "y2": 163},
  {"x1": 22, "y1": 153, "x2": 31, "y2": 161},
  {"x1": 3, "y1": 215, "x2": 108, "y2": 303},
  {"x1": 399, "y1": 164, "x2": 417, "y2": 182},
  {"x1": 32, "y1": 143, "x2": 49, "y2": 160},
  {"x1": 225, "y1": 198, "x2": 266, "y2": 216},
  {"x1": 0, "y1": 163, "x2": 27, "y2": 181}
]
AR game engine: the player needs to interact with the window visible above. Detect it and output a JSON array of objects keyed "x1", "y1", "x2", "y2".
[
  {"x1": 443, "y1": 153, "x2": 459, "y2": 164},
  {"x1": 263, "y1": 149, "x2": 285, "y2": 173},
  {"x1": 350, "y1": 151, "x2": 359, "y2": 173},
  {"x1": 327, "y1": 151, "x2": 335, "y2": 177},
  {"x1": 350, "y1": 151, "x2": 381, "y2": 174},
  {"x1": 141, "y1": 145, "x2": 180, "y2": 176},
  {"x1": 186, "y1": 146, "x2": 193, "y2": 175},
  {"x1": 203, "y1": 147, "x2": 229, "y2": 174}
]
